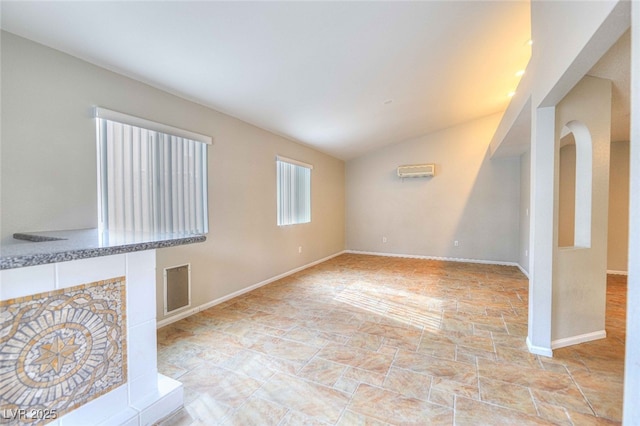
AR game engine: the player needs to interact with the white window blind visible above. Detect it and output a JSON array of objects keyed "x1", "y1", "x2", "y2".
[
  {"x1": 96, "y1": 110, "x2": 209, "y2": 235},
  {"x1": 277, "y1": 156, "x2": 312, "y2": 226}
]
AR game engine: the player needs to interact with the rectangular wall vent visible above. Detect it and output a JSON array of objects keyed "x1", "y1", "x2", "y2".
[
  {"x1": 397, "y1": 164, "x2": 435, "y2": 178},
  {"x1": 164, "y1": 264, "x2": 191, "y2": 314}
]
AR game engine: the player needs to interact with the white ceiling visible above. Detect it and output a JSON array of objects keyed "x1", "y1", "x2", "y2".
[{"x1": 0, "y1": 1, "x2": 531, "y2": 160}]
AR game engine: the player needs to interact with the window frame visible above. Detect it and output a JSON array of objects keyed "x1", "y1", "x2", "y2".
[
  {"x1": 95, "y1": 107, "x2": 211, "y2": 235},
  {"x1": 276, "y1": 155, "x2": 313, "y2": 227}
]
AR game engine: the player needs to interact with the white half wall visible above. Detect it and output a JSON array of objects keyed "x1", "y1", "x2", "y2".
[
  {"x1": 553, "y1": 75, "x2": 611, "y2": 343},
  {"x1": 346, "y1": 113, "x2": 520, "y2": 264}
]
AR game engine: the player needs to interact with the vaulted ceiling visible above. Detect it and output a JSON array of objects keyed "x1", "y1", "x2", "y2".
[{"x1": 1, "y1": 1, "x2": 531, "y2": 160}]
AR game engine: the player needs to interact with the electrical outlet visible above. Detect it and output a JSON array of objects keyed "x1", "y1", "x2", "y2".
[
  {"x1": 454, "y1": 240, "x2": 459, "y2": 247},
  {"x1": 525, "y1": 249, "x2": 528, "y2": 257},
  {"x1": 298, "y1": 246, "x2": 302, "y2": 254},
  {"x1": 382, "y1": 237, "x2": 387, "y2": 243}
]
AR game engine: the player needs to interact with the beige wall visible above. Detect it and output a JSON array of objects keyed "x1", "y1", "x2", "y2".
[
  {"x1": 608, "y1": 140, "x2": 629, "y2": 272},
  {"x1": 558, "y1": 139, "x2": 628, "y2": 271},
  {"x1": 0, "y1": 33, "x2": 346, "y2": 321},
  {"x1": 519, "y1": 149, "x2": 530, "y2": 274},
  {"x1": 346, "y1": 113, "x2": 520, "y2": 263},
  {"x1": 558, "y1": 143, "x2": 577, "y2": 247}
]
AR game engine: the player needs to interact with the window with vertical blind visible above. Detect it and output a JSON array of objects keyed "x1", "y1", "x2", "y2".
[
  {"x1": 95, "y1": 107, "x2": 210, "y2": 235},
  {"x1": 276, "y1": 156, "x2": 312, "y2": 226}
]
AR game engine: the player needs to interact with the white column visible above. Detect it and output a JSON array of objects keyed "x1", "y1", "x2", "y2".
[{"x1": 527, "y1": 106, "x2": 555, "y2": 357}]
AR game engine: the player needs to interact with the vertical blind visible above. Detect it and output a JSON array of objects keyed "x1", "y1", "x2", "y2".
[
  {"x1": 277, "y1": 156, "x2": 312, "y2": 226},
  {"x1": 97, "y1": 117, "x2": 209, "y2": 235}
]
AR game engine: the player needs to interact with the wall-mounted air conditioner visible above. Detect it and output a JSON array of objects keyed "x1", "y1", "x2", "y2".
[{"x1": 397, "y1": 164, "x2": 435, "y2": 178}]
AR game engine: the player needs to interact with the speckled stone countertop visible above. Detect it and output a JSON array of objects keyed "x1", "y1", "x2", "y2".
[{"x1": 0, "y1": 228, "x2": 206, "y2": 270}]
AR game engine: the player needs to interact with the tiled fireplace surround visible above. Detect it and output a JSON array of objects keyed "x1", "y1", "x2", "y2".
[{"x1": 0, "y1": 250, "x2": 182, "y2": 425}]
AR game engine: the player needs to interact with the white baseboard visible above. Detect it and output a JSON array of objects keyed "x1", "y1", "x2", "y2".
[
  {"x1": 526, "y1": 336, "x2": 553, "y2": 357},
  {"x1": 517, "y1": 264, "x2": 530, "y2": 279},
  {"x1": 345, "y1": 249, "x2": 520, "y2": 268},
  {"x1": 607, "y1": 269, "x2": 628, "y2": 276},
  {"x1": 551, "y1": 330, "x2": 607, "y2": 350},
  {"x1": 157, "y1": 250, "x2": 346, "y2": 328}
]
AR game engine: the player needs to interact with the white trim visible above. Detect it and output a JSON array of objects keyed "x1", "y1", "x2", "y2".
[
  {"x1": 276, "y1": 155, "x2": 314, "y2": 170},
  {"x1": 345, "y1": 250, "x2": 520, "y2": 267},
  {"x1": 517, "y1": 263, "x2": 530, "y2": 279},
  {"x1": 157, "y1": 251, "x2": 345, "y2": 328},
  {"x1": 551, "y1": 330, "x2": 607, "y2": 350},
  {"x1": 607, "y1": 269, "x2": 628, "y2": 276},
  {"x1": 526, "y1": 336, "x2": 553, "y2": 357},
  {"x1": 94, "y1": 106, "x2": 212, "y2": 145}
]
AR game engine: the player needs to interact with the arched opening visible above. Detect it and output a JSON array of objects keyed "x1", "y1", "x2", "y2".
[{"x1": 558, "y1": 121, "x2": 592, "y2": 248}]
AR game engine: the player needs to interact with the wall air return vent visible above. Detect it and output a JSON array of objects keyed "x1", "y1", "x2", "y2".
[
  {"x1": 164, "y1": 264, "x2": 191, "y2": 314},
  {"x1": 397, "y1": 164, "x2": 435, "y2": 178}
]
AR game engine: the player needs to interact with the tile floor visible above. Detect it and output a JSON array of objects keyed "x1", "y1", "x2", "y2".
[{"x1": 156, "y1": 254, "x2": 625, "y2": 425}]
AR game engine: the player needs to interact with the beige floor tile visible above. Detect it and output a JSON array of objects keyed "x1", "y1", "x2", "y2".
[
  {"x1": 478, "y1": 358, "x2": 574, "y2": 392},
  {"x1": 394, "y1": 350, "x2": 477, "y2": 385},
  {"x1": 155, "y1": 254, "x2": 625, "y2": 426},
  {"x1": 219, "y1": 350, "x2": 278, "y2": 382},
  {"x1": 254, "y1": 373, "x2": 350, "y2": 424},
  {"x1": 317, "y1": 343, "x2": 394, "y2": 374},
  {"x1": 179, "y1": 364, "x2": 262, "y2": 408},
  {"x1": 334, "y1": 376, "x2": 359, "y2": 394},
  {"x1": 249, "y1": 335, "x2": 319, "y2": 364},
  {"x1": 349, "y1": 384, "x2": 453, "y2": 425},
  {"x1": 428, "y1": 388, "x2": 454, "y2": 408},
  {"x1": 298, "y1": 357, "x2": 346, "y2": 387},
  {"x1": 430, "y1": 377, "x2": 479, "y2": 400},
  {"x1": 221, "y1": 396, "x2": 288, "y2": 426},
  {"x1": 346, "y1": 331, "x2": 384, "y2": 351},
  {"x1": 479, "y1": 377, "x2": 537, "y2": 415},
  {"x1": 566, "y1": 410, "x2": 622, "y2": 425},
  {"x1": 185, "y1": 392, "x2": 234, "y2": 424},
  {"x1": 571, "y1": 373, "x2": 623, "y2": 421},
  {"x1": 495, "y1": 345, "x2": 541, "y2": 369},
  {"x1": 279, "y1": 409, "x2": 332, "y2": 425},
  {"x1": 337, "y1": 410, "x2": 392, "y2": 426},
  {"x1": 533, "y1": 401, "x2": 572, "y2": 426},
  {"x1": 382, "y1": 366, "x2": 432, "y2": 401},
  {"x1": 454, "y1": 397, "x2": 549, "y2": 426},
  {"x1": 530, "y1": 386, "x2": 594, "y2": 416}
]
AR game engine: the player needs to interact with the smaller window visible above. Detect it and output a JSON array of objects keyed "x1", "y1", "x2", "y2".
[{"x1": 276, "y1": 156, "x2": 312, "y2": 226}]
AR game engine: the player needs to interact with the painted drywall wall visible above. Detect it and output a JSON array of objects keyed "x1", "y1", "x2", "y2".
[
  {"x1": 608, "y1": 140, "x2": 629, "y2": 272},
  {"x1": 0, "y1": 32, "x2": 345, "y2": 322},
  {"x1": 346, "y1": 113, "x2": 520, "y2": 263},
  {"x1": 558, "y1": 140, "x2": 629, "y2": 270},
  {"x1": 558, "y1": 143, "x2": 577, "y2": 247},
  {"x1": 553, "y1": 75, "x2": 611, "y2": 344},
  {"x1": 519, "y1": 149, "x2": 530, "y2": 274}
]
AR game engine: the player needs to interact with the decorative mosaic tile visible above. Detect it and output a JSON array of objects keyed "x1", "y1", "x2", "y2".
[{"x1": 0, "y1": 277, "x2": 127, "y2": 424}]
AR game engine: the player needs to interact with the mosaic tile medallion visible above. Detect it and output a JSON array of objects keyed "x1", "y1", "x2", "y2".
[{"x1": 0, "y1": 277, "x2": 127, "y2": 423}]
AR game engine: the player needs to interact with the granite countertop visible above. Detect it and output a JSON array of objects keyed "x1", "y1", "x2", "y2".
[{"x1": 0, "y1": 228, "x2": 206, "y2": 270}]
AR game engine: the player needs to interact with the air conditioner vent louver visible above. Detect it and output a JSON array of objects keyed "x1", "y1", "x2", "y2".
[{"x1": 397, "y1": 164, "x2": 435, "y2": 178}]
